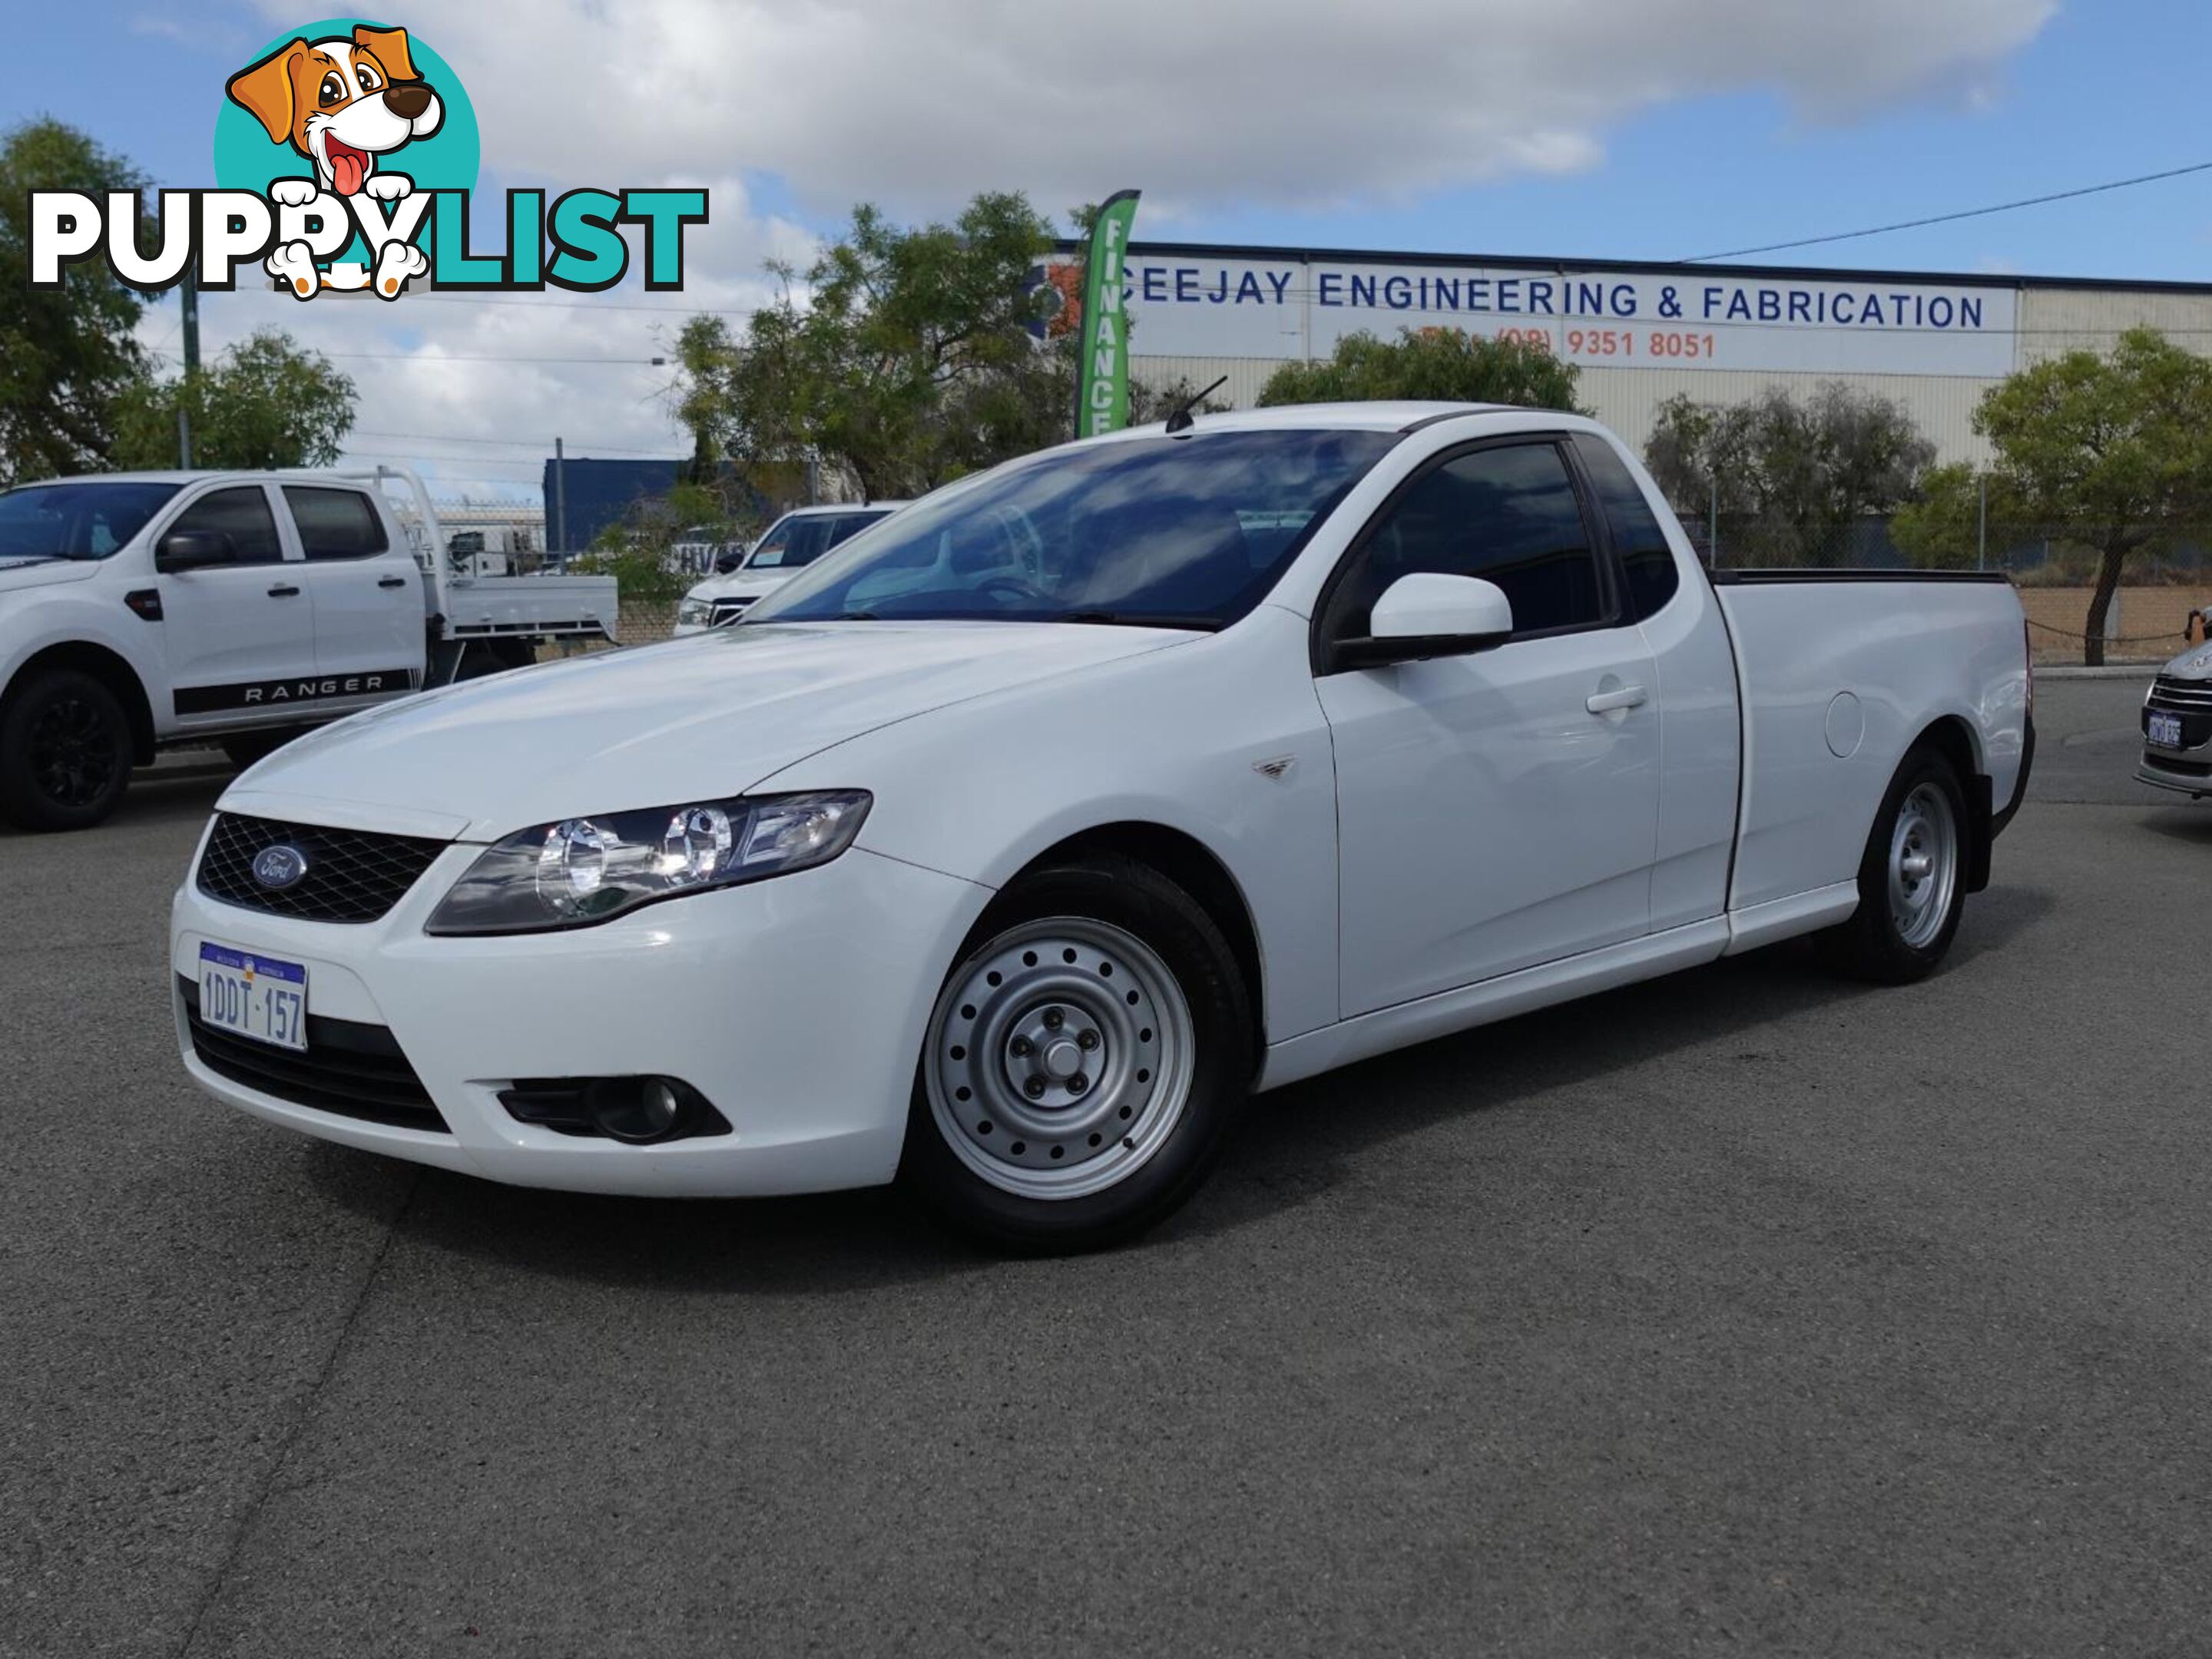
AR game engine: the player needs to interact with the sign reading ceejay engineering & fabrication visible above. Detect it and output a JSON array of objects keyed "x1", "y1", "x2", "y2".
[{"x1": 1085, "y1": 252, "x2": 2020, "y2": 378}]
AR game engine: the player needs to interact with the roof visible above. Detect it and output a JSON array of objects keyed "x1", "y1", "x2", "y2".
[
  {"x1": 1165, "y1": 399, "x2": 1505, "y2": 433},
  {"x1": 15, "y1": 469, "x2": 404, "y2": 486},
  {"x1": 1052, "y1": 237, "x2": 2212, "y2": 300},
  {"x1": 776, "y1": 501, "x2": 911, "y2": 516},
  {"x1": 15, "y1": 471, "x2": 247, "y2": 485},
  {"x1": 1092, "y1": 401, "x2": 1560, "y2": 441}
]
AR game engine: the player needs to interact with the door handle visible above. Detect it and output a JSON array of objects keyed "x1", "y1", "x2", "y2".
[
  {"x1": 1585, "y1": 684, "x2": 1647, "y2": 714},
  {"x1": 267, "y1": 584, "x2": 301, "y2": 598},
  {"x1": 378, "y1": 575, "x2": 408, "y2": 589}
]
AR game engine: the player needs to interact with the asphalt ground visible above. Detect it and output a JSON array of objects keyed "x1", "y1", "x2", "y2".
[{"x1": 3, "y1": 676, "x2": 2206, "y2": 1657}]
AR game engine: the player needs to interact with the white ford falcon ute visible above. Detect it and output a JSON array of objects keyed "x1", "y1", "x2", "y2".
[{"x1": 172, "y1": 403, "x2": 2034, "y2": 1250}]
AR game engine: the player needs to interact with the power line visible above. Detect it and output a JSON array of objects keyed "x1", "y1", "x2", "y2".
[
  {"x1": 1678, "y1": 161, "x2": 2212, "y2": 263},
  {"x1": 224, "y1": 286, "x2": 764, "y2": 318},
  {"x1": 148, "y1": 346, "x2": 666, "y2": 366},
  {"x1": 350, "y1": 428, "x2": 678, "y2": 455}
]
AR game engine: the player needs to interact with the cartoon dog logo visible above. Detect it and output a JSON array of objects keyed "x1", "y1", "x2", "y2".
[{"x1": 226, "y1": 25, "x2": 442, "y2": 299}]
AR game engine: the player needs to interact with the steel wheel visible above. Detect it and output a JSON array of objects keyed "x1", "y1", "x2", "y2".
[
  {"x1": 1886, "y1": 781, "x2": 1959, "y2": 951},
  {"x1": 28, "y1": 689, "x2": 123, "y2": 810},
  {"x1": 923, "y1": 916, "x2": 1198, "y2": 1201}
]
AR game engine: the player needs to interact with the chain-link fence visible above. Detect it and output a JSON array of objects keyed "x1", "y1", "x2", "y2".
[{"x1": 1671, "y1": 504, "x2": 2212, "y2": 665}]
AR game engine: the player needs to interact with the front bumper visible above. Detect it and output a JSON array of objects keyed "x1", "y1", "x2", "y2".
[
  {"x1": 171, "y1": 842, "x2": 989, "y2": 1196},
  {"x1": 2137, "y1": 753, "x2": 2210, "y2": 797},
  {"x1": 2139, "y1": 673, "x2": 2212, "y2": 800}
]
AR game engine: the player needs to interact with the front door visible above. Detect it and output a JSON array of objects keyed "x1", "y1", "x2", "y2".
[
  {"x1": 1316, "y1": 438, "x2": 1662, "y2": 1017},
  {"x1": 154, "y1": 484, "x2": 320, "y2": 730}
]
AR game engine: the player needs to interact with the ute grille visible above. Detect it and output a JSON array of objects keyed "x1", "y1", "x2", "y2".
[
  {"x1": 2147, "y1": 675, "x2": 2212, "y2": 714},
  {"x1": 197, "y1": 812, "x2": 445, "y2": 923}
]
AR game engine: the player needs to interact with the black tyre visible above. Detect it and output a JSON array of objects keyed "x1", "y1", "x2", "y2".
[
  {"x1": 0, "y1": 669, "x2": 132, "y2": 832},
  {"x1": 220, "y1": 727, "x2": 308, "y2": 771},
  {"x1": 456, "y1": 640, "x2": 535, "y2": 680},
  {"x1": 899, "y1": 856, "x2": 1254, "y2": 1253},
  {"x1": 1820, "y1": 743, "x2": 1970, "y2": 985}
]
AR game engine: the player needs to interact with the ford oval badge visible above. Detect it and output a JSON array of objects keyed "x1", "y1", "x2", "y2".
[{"x1": 251, "y1": 844, "x2": 309, "y2": 891}]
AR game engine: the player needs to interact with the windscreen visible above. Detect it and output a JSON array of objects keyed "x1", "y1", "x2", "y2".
[
  {"x1": 748, "y1": 510, "x2": 890, "y2": 571},
  {"x1": 746, "y1": 429, "x2": 1398, "y2": 629},
  {"x1": 0, "y1": 482, "x2": 183, "y2": 562}
]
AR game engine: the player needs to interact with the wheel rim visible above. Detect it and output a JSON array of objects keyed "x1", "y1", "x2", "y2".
[
  {"x1": 1887, "y1": 782, "x2": 1958, "y2": 950},
  {"x1": 28, "y1": 693, "x2": 121, "y2": 809},
  {"x1": 924, "y1": 916, "x2": 1197, "y2": 1200}
]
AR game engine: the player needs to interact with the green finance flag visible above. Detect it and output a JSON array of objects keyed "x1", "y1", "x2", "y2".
[{"x1": 1075, "y1": 190, "x2": 1141, "y2": 438}]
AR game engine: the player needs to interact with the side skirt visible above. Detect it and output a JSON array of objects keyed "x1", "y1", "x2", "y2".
[
  {"x1": 1256, "y1": 882, "x2": 1868, "y2": 1094},
  {"x1": 1256, "y1": 918, "x2": 1730, "y2": 1093}
]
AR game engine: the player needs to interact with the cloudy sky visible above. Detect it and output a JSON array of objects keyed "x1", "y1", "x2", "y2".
[{"x1": 13, "y1": 1, "x2": 2210, "y2": 497}]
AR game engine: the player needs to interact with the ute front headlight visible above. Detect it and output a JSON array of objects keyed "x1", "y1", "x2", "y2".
[
  {"x1": 426, "y1": 790, "x2": 872, "y2": 935},
  {"x1": 677, "y1": 597, "x2": 714, "y2": 628}
]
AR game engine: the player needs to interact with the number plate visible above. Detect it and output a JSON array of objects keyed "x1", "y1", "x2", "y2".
[
  {"x1": 2147, "y1": 710, "x2": 2184, "y2": 749},
  {"x1": 197, "y1": 943, "x2": 308, "y2": 1051}
]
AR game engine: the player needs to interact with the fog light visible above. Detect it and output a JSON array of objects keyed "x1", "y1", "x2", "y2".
[{"x1": 585, "y1": 1075, "x2": 690, "y2": 1144}]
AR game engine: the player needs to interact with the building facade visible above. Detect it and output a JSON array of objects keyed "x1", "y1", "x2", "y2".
[{"x1": 1081, "y1": 241, "x2": 2212, "y2": 466}]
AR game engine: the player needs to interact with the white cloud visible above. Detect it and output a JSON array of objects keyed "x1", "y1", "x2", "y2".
[{"x1": 326, "y1": 0, "x2": 2055, "y2": 217}]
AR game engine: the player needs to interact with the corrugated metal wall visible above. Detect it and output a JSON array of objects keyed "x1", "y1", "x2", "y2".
[
  {"x1": 1134, "y1": 283, "x2": 2212, "y2": 469},
  {"x1": 2016, "y1": 286, "x2": 2212, "y2": 363}
]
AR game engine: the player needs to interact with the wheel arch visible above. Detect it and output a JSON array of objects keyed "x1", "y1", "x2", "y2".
[
  {"x1": 1909, "y1": 714, "x2": 1993, "y2": 894},
  {"x1": 3, "y1": 641, "x2": 157, "y2": 764},
  {"x1": 1005, "y1": 821, "x2": 1269, "y2": 1061}
]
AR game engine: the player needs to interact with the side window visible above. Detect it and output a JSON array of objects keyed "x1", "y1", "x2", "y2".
[
  {"x1": 1573, "y1": 435, "x2": 1681, "y2": 621},
  {"x1": 168, "y1": 486, "x2": 284, "y2": 566},
  {"x1": 283, "y1": 487, "x2": 389, "y2": 561},
  {"x1": 1332, "y1": 442, "x2": 1607, "y2": 639}
]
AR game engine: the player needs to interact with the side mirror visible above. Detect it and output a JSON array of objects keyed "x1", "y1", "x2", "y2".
[
  {"x1": 1330, "y1": 573, "x2": 1515, "y2": 671},
  {"x1": 154, "y1": 529, "x2": 231, "y2": 573},
  {"x1": 714, "y1": 548, "x2": 743, "y2": 575}
]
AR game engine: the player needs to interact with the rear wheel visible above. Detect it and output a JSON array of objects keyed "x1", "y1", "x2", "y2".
[
  {"x1": 0, "y1": 669, "x2": 132, "y2": 832},
  {"x1": 900, "y1": 856, "x2": 1253, "y2": 1252},
  {"x1": 1820, "y1": 744, "x2": 1969, "y2": 984}
]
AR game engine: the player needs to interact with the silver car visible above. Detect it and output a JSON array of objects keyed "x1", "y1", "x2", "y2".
[{"x1": 2139, "y1": 637, "x2": 2212, "y2": 799}]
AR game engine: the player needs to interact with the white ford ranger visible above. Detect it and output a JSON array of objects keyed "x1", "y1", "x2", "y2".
[
  {"x1": 168, "y1": 404, "x2": 2033, "y2": 1250},
  {"x1": 0, "y1": 466, "x2": 615, "y2": 830}
]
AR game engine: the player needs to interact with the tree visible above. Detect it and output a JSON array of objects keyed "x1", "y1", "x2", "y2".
[
  {"x1": 115, "y1": 330, "x2": 358, "y2": 471},
  {"x1": 0, "y1": 119, "x2": 150, "y2": 486},
  {"x1": 1891, "y1": 463, "x2": 1990, "y2": 571},
  {"x1": 676, "y1": 194, "x2": 1067, "y2": 500},
  {"x1": 1256, "y1": 327, "x2": 1584, "y2": 412},
  {"x1": 114, "y1": 329, "x2": 356, "y2": 471},
  {"x1": 1972, "y1": 328, "x2": 2212, "y2": 665},
  {"x1": 1642, "y1": 382, "x2": 1934, "y2": 567}
]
